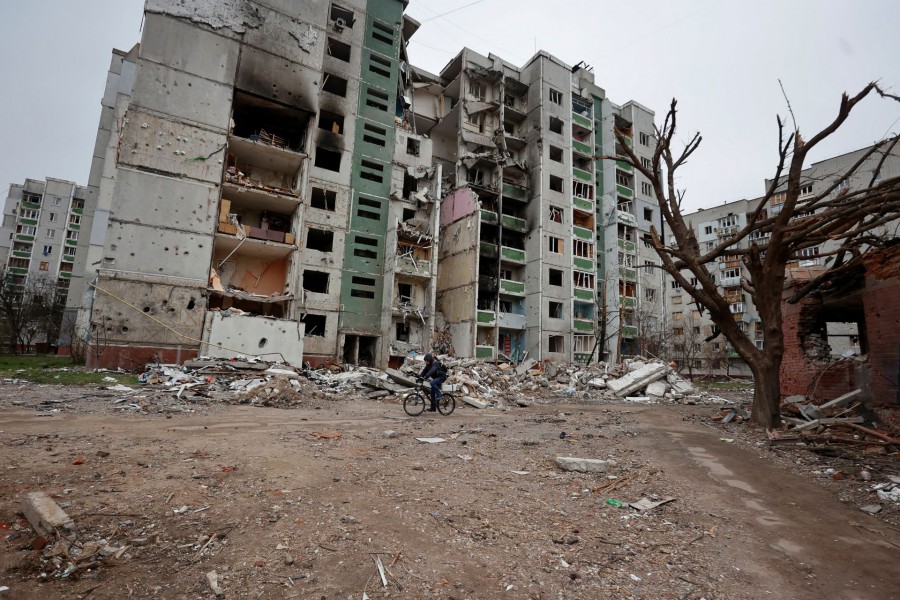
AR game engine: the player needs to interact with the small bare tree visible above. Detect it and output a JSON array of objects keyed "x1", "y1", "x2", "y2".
[
  {"x1": 611, "y1": 84, "x2": 900, "y2": 427},
  {"x1": 0, "y1": 270, "x2": 61, "y2": 353},
  {"x1": 671, "y1": 312, "x2": 704, "y2": 379}
]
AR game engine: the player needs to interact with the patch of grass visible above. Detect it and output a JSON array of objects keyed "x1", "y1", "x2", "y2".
[{"x1": 0, "y1": 354, "x2": 139, "y2": 385}]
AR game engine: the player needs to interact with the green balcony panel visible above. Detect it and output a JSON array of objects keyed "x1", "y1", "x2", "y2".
[
  {"x1": 9, "y1": 267, "x2": 29, "y2": 275},
  {"x1": 574, "y1": 288, "x2": 594, "y2": 302},
  {"x1": 500, "y1": 214, "x2": 527, "y2": 232},
  {"x1": 396, "y1": 256, "x2": 431, "y2": 277},
  {"x1": 573, "y1": 257, "x2": 593, "y2": 270},
  {"x1": 71, "y1": 207, "x2": 84, "y2": 215},
  {"x1": 19, "y1": 218, "x2": 38, "y2": 226},
  {"x1": 572, "y1": 225, "x2": 593, "y2": 240},
  {"x1": 616, "y1": 184, "x2": 633, "y2": 198},
  {"x1": 502, "y1": 182, "x2": 527, "y2": 200},
  {"x1": 571, "y1": 112, "x2": 591, "y2": 129},
  {"x1": 22, "y1": 201, "x2": 41, "y2": 210},
  {"x1": 622, "y1": 325, "x2": 638, "y2": 337},
  {"x1": 574, "y1": 353, "x2": 591, "y2": 364},
  {"x1": 65, "y1": 239, "x2": 78, "y2": 247},
  {"x1": 573, "y1": 197, "x2": 593, "y2": 212},
  {"x1": 616, "y1": 160, "x2": 633, "y2": 172},
  {"x1": 619, "y1": 267, "x2": 636, "y2": 280},
  {"x1": 477, "y1": 310, "x2": 496, "y2": 324},
  {"x1": 621, "y1": 296, "x2": 636, "y2": 308},
  {"x1": 572, "y1": 140, "x2": 592, "y2": 155},
  {"x1": 476, "y1": 345, "x2": 495, "y2": 359},
  {"x1": 573, "y1": 167, "x2": 592, "y2": 182},
  {"x1": 573, "y1": 319, "x2": 594, "y2": 332},
  {"x1": 58, "y1": 271, "x2": 72, "y2": 278},
  {"x1": 15, "y1": 234, "x2": 35, "y2": 242},
  {"x1": 12, "y1": 250, "x2": 32, "y2": 258},
  {"x1": 480, "y1": 242, "x2": 498, "y2": 259},
  {"x1": 480, "y1": 209, "x2": 498, "y2": 224},
  {"x1": 499, "y1": 279, "x2": 525, "y2": 294},
  {"x1": 500, "y1": 246, "x2": 525, "y2": 263},
  {"x1": 62, "y1": 255, "x2": 75, "y2": 263},
  {"x1": 68, "y1": 223, "x2": 80, "y2": 231}
]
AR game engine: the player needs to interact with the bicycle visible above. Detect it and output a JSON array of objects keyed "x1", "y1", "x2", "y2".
[{"x1": 403, "y1": 384, "x2": 456, "y2": 416}]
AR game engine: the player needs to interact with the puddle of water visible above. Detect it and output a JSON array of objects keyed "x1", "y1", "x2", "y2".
[{"x1": 724, "y1": 479, "x2": 758, "y2": 494}]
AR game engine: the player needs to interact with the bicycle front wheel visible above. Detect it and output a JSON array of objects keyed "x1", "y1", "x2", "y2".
[
  {"x1": 437, "y1": 393, "x2": 456, "y2": 416},
  {"x1": 403, "y1": 390, "x2": 426, "y2": 416}
]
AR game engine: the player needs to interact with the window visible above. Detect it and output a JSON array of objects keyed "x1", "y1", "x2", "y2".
[
  {"x1": 314, "y1": 147, "x2": 342, "y2": 171},
  {"x1": 66, "y1": 230, "x2": 78, "y2": 241},
  {"x1": 51, "y1": 197, "x2": 61, "y2": 207},
  {"x1": 317, "y1": 110, "x2": 344, "y2": 134},
  {"x1": 301, "y1": 314, "x2": 326, "y2": 337},
  {"x1": 671, "y1": 280, "x2": 681, "y2": 289},
  {"x1": 574, "y1": 335, "x2": 593, "y2": 354},
  {"x1": 704, "y1": 225, "x2": 713, "y2": 235},
  {"x1": 20, "y1": 209, "x2": 38, "y2": 219},
  {"x1": 395, "y1": 322, "x2": 410, "y2": 342},
  {"x1": 639, "y1": 132, "x2": 651, "y2": 146},
  {"x1": 672, "y1": 295, "x2": 682, "y2": 305},
  {"x1": 64, "y1": 246, "x2": 77, "y2": 256},
  {"x1": 645, "y1": 288, "x2": 656, "y2": 302},
  {"x1": 69, "y1": 215, "x2": 81, "y2": 225},
  {"x1": 549, "y1": 268, "x2": 563, "y2": 286},
  {"x1": 641, "y1": 157, "x2": 652, "y2": 169},
  {"x1": 306, "y1": 228, "x2": 334, "y2": 252},
  {"x1": 350, "y1": 276, "x2": 376, "y2": 300},
  {"x1": 572, "y1": 181, "x2": 593, "y2": 200},
  {"x1": 549, "y1": 88, "x2": 562, "y2": 104},
  {"x1": 722, "y1": 267, "x2": 740, "y2": 279},
  {"x1": 368, "y1": 53, "x2": 392, "y2": 78},
  {"x1": 549, "y1": 117, "x2": 563, "y2": 134},
  {"x1": 548, "y1": 236, "x2": 563, "y2": 254},
  {"x1": 327, "y1": 37, "x2": 351, "y2": 62},
  {"x1": 330, "y1": 4, "x2": 355, "y2": 28},
  {"x1": 549, "y1": 146, "x2": 563, "y2": 162},
  {"x1": 641, "y1": 182, "x2": 653, "y2": 196},
  {"x1": 548, "y1": 206, "x2": 563, "y2": 223},
  {"x1": 362, "y1": 123, "x2": 387, "y2": 147},
  {"x1": 643, "y1": 207, "x2": 653, "y2": 221},
  {"x1": 672, "y1": 312, "x2": 683, "y2": 321},
  {"x1": 303, "y1": 270, "x2": 329, "y2": 293},
  {"x1": 573, "y1": 271, "x2": 594, "y2": 289},
  {"x1": 353, "y1": 235, "x2": 378, "y2": 259},
  {"x1": 370, "y1": 20, "x2": 394, "y2": 46},
  {"x1": 616, "y1": 172, "x2": 630, "y2": 186},
  {"x1": 46, "y1": 229, "x2": 55, "y2": 238},
  {"x1": 799, "y1": 184, "x2": 813, "y2": 196},
  {"x1": 42, "y1": 245, "x2": 52, "y2": 255},
  {"x1": 718, "y1": 215, "x2": 738, "y2": 228},
  {"x1": 690, "y1": 277, "x2": 698, "y2": 287},
  {"x1": 356, "y1": 196, "x2": 382, "y2": 220},
  {"x1": 322, "y1": 73, "x2": 348, "y2": 97},
  {"x1": 642, "y1": 233, "x2": 653, "y2": 248},
  {"x1": 311, "y1": 187, "x2": 336, "y2": 211},
  {"x1": 406, "y1": 138, "x2": 420, "y2": 156},
  {"x1": 38, "y1": 261, "x2": 49, "y2": 271},
  {"x1": 548, "y1": 335, "x2": 564, "y2": 353},
  {"x1": 465, "y1": 110, "x2": 483, "y2": 129},
  {"x1": 549, "y1": 175, "x2": 563, "y2": 193},
  {"x1": 17, "y1": 225, "x2": 36, "y2": 235},
  {"x1": 549, "y1": 301, "x2": 563, "y2": 319},
  {"x1": 468, "y1": 80, "x2": 485, "y2": 100},
  {"x1": 48, "y1": 213, "x2": 58, "y2": 222},
  {"x1": 572, "y1": 239, "x2": 593, "y2": 259}
]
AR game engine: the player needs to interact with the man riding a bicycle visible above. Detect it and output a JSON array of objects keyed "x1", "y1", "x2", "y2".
[{"x1": 416, "y1": 353, "x2": 447, "y2": 412}]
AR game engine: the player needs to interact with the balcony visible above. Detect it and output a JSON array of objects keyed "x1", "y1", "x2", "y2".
[
  {"x1": 720, "y1": 276, "x2": 741, "y2": 288},
  {"x1": 622, "y1": 325, "x2": 638, "y2": 338},
  {"x1": 573, "y1": 256, "x2": 594, "y2": 271},
  {"x1": 214, "y1": 231, "x2": 296, "y2": 261},
  {"x1": 573, "y1": 167, "x2": 592, "y2": 182},
  {"x1": 65, "y1": 239, "x2": 78, "y2": 247},
  {"x1": 573, "y1": 287, "x2": 594, "y2": 302},
  {"x1": 500, "y1": 214, "x2": 527, "y2": 232},
  {"x1": 15, "y1": 234, "x2": 35, "y2": 242},
  {"x1": 616, "y1": 184, "x2": 633, "y2": 199},
  {"x1": 500, "y1": 246, "x2": 525, "y2": 264},
  {"x1": 226, "y1": 133, "x2": 306, "y2": 195},
  {"x1": 573, "y1": 196, "x2": 593, "y2": 212},
  {"x1": 58, "y1": 270, "x2": 72, "y2": 279},
  {"x1": 480, "y1": 209, "x2": 498, "y2": 225},
  {"x1": 476, "y1": 345, "x2": 495, "y2": 359},
  {"x1": 572, "y1": 140, "x2": 592, "y2": 156},
  {"x1": 9, "y1": 267, "x2": 29, "y2": 276},
  {"x1": 502, "y1": 181, "x2": 528, "y2": 201},
  {"x1": 477, "y1": 310, "x2": 496, "y2": 326},
  {"x1": 572, "y1": 225, "x2": 593, "y2": 240},
  {"x1": 12, "y1": 249, "x2": 32, "y2": 259},
  {"x1": 499, "y1": 278, "x2": 525, "y2": 295},
  {"x1": 573, "y1": 318, "x2": 594, "y2": 332},
  {"x1": 68, "y1": 223, "x2": 80, "y2": 231},
  {"x1": 396, "y1": 255, "x2": 432, "y2": 278},
  {"x1": 71, "y1": 206, "x2": 84, "y2": 215},
  {"x1": 617, "y1": 238, "x2": 636, "y2": 253},
  {"x1": 619, "y1": 267, "x2": 636, "y2": 281},
  {"x1": 616, "y1": 210, "x2": 637, "y2": 227},
  {"x1": 571, "y1": 112, "x2": 592, "y2": 129},
  {"x1": 616, "y1": 160, "x2": 633, "y2": 172},
  {"x1": 221, "y1": 182, "x2": 302, "y2": 215},
  {"x1": 22, "y1": 200, "x2": 41, "y2": 211},
  {"x1": 498, "y1": 311, "x2": 526, "y2": 330},
  {"x1": 62, "y1": 255, "x2": 75, "y2": 263},
  {"x1": 18, "y1": 217, "x2": 38, "y2": 226},
  {"x1": 620, "y1": 295, "x2": 636, "y2": 308},
  {"x1": 480, "y1": 241, "x2": 499, "y2": 259}
]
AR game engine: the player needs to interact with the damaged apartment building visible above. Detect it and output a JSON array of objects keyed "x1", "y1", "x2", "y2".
[
  {"x1": 76, "y1": 0, "x2": 439, "y2": 369},
  {"x1": 417, "y1": 48, "x2": 664, "y2": 363}
]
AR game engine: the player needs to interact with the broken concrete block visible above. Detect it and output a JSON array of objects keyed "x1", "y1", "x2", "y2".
[
  {"x1": 799, "y1": 404, "x2": 825, "y2": 421},
  {"x1": 555, "y1": 456, "x2": 616, "y2": 473},
  {"x1": 645, "y1": 381, "x2": 668, "y2": 397},
  {"x1": 367, "y1": 390, "x2": 390, "y2": 399},
  {"x1": 666, "y1": 374, "x2": 694, "y2": 394},
  {"x1": 784, "y1": 395, "x2": 806, "y2": 404},
  {"x1": 385, "y1": 368, "x2": 417, "y2": 388},
  {"x1": 462, "y1": 396, "x2": 488, "y2": 409},
  {"x1": 20, "y1": 491, "x2": 75, "y2": 536},
  {"x1": 625, "y1": 396, "x2": 652, "y2": 403},
  {"x1": 515, "y1": 358, "x2": 537, "y2": 377},
  {"x1": 819, "y1": 388, "x2": 863, "y2": 410},
  {"x1": 588, "y1": 378, "x2": 607, "y2": 389},
  {"x1": 859, "y1": 504, "x2": 882, "y2": 515},
  {"x1": 607, "y1": 363, "x2": 669, "y2": 398}
]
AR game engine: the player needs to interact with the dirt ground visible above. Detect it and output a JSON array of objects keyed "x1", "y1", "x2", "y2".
[{"x1": 1, "y1": 382, "x2": 898, "y2": 599}]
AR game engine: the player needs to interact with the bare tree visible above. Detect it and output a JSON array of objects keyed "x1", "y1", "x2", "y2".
[
  {"x1": 0, "y1": 270, "x2": 61, "y2": 353},
  {"x1": 671, "y1": 312, "x2": 703, "y2": 379},
  {"x1": 610, "y1": 84, "x2": 900, "y2": 427}
]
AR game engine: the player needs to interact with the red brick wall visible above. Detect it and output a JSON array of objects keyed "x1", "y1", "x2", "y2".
[
  {"x1": 86, "y1": 344, "x2": 198, "y2": 371},
  {"x1": 862, "y1": 276, "x2": 900, "y2": 407}
]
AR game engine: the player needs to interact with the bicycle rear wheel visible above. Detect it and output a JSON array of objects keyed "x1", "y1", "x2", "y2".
[
  {"x1": 437, "y1": 393, "x2": 456, "y2": 416},
  {"x1": 403, "y1": 390, "x2": 426, "y2": 416}
]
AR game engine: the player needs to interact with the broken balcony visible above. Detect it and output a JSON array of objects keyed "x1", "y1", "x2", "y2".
[
  {"x1": 498, "y1": 298, "x2": 525, "y2": 330},
  {"x1": 501, "y1": 178, "x2": 528, "y2": 203},
  {"x1": 395, "y1": 240, "x2": 432, "y2": 278}
]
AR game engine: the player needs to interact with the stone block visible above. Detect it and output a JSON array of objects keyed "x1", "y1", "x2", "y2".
[
  {"x1": 20, "y1": 492, "x2": 75, "y2": 536},
  {"x1": 645, "y1": 381, "x2": 668, "y2": 397},
  {"x1": 555, "y1": 456, "x2": 616, "y2": 473},
  {"x1": 607, "y1": 363, "x2": 669, "y2": 398}
]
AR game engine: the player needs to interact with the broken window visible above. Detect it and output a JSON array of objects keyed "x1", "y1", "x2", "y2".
[
  {"x1": 402, "y1": 208, "x2": 416, "y2": 221},
  {"x1": 641, "y1": 157, "x2": 652, "y2": 169},
  {"x1": 639, "y1": 132, "x2": 651, "y2": 146},
  {"x1": 572, "y1": 239, "x2": 593, "y2": 259},
  {"x1": 353, "y1": 235, "x2": 378, "y2": 259},
  {"x1": 549, "y1": 176, "x2": 563, "y2": 193},
  {"x1": 406, "y1": 138, "x2": 420, "y2": 156},
  {"x1": 549, "y1": 146, "x2": 563, "y2": 163},
  {"x1": 317, "y1": 110, "x2": 344, "y2": 134},
  {"x1": 468, "y1": 80, "x2": 485, "y2": 100},
  {"x1": 329, "y1": 4, "x2": 354, "y2": 28},
  {"x1": 548, "y1": 335, "x2": 564, "y2": 353},
  {"x1": 549, "y1": 301, "x2": 563, "y2": 319},
  {"x1": 322, "y1": 73, "x2": 348, "y2": 97},
  {"x1": 548, "y1": 236, "x2": 562, "y2": 254},
  {"x1": 231, "y1": 91, "x2": 309, "y2": 151},
  {"x1": 548, "y1": 88, "x2": 562, "y2": 105},
  {"x1": 641, "y1": 182, "x2": 653, "y2": 196},
  {"x1": 549, "y1": 268, "x2": 563, "y2": 286},
  {"x1": 395, "y1": 322, "x2": 410, "y2": 341},
  {"x1": 306, "y1": 228, "x2": 334, "y2": 252},
  {"x1": 403, "y1": 173, "x2": 418, "y2": 198},
  {"x1": 573, "y1": 271, "x2": 594, "y2": 289},
  {"x1": 39, "y1": 261, "x2": 49, "y2": 271},
  {"x1": 620, "y1": 280, "x2": 636, "y2": 297},
  {"x1": 645, "y1": 288, "x2": 656, "y2": 302},
  {"x1": 303, "y1": 270, "x2": 329, "y2": 293},
  {"x1": 397, "y1": 283, "x2": 412, "y2": 303},
  {"x1": 314, "y1": 147, "x2": 342, "y2": 172},
  {"x1": 549, "y1": 206, "x2": 564, "y2": 224},
  {"x1": 360, "y1": 160, "x2": 384, "y2": 183},
  {"x1": 350, "y1": 275, "x2": 376, "y2": 299},
  {"x1": 643, "y1": 207, "x2": 654, "y2": 221},
  {"x1": 549, "y1": 116, "x2": 563, "y2": 134},
  {"x1": 327, "y1": 37, "x2": 351, "y2": 62},
  {"x1": 301, "y1": 314, "x2": 327, "y2": 337},
  {"x1": 311, "y1": 187, "x2": 336, "y2": 211}
]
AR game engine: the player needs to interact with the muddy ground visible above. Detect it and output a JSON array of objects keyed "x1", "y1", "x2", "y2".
[{"x1": 0, "y1": 382, "x2": 898, "y2": 599}]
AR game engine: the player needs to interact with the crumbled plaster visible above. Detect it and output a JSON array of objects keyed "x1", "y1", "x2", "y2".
[
  {"x1": 146, "y1": 0, "x2": 263, "y2": 33},
  {"x1": 289, "y1": 22, "x2": 318, "y2": 53}
]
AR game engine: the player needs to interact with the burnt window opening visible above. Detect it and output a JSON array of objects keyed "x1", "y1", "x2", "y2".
[
  {"x1": 329, "y1": 4, "x2": 354, "y2": 28},
  {"x1": 231, "y1": 91, "x2": 309, "y2": 151},
  {"x1": 362, "y1": 123, "x2": 387, "y2": 147},
  {"x1": 322, "y1": 73, "x2": 348, "y2": 97},
  {"x1": 314, "y1": 147, "x2": 342, "y2": 172},
  {"x1": 327, "y1": 37, "x2": 351, "y2": 62},
  {"x1": 365, "y1": 87, "x2": 389, "y2": 112},
  {"x1": 306, "y1": 228, "x2": 334, "y2": 252},
  {"x1": 395, "y1": 322, "x2": 410, "y2": 342},
  {"x1": 371, "y1": 20, "x2": 394, "y2": 46},
  {"x1": 311, "y1": 187, "x2": 336, "y2": 211},
  {"x1": 301, "y1": 313, "x2": 327, "y2": 337},
  {"x1": 549, "y1": 268, "x2": 563, "y2": 286},
  {"x1": 397, "y1": 283, "x2": 413, "y2": 303},
  {"x1": 406, "y1": 138, "x2": 420, "y2": 156},
  {"x1": 548, "y1": 335, "x2": 564, "y2": 353},
  {"x1": 402, "y1": 208, "x2": 416, "y2": 221},
  {"x1": 549, "y1": 301, "x2": 564, "y2": 319},
  {"x1": 549, "y1": 146, "x2": 563, "y2": 162},
  {"x1": 403, "y1": 173, "x2": 418, "y2": 198},
  {"x1": 549, "y1": 116, "x2": 563, "y2": 134},
  {"x1": 317, "y1": 110, "x2": 344, "y2": 134},
  {"x1": 549, "y1": 175, "x2": 563, "y2": 193},
  {"x1": 368, "y1": 53, "x2": 392, "y2": 78},
  {"x1": 643, "y1": 207, "x2": 654, "y2": 221},
  {"x1": 303, "y1": 270, "x2": 329, "y2": 293},
  {"x1": 360, "y1": 159, "x2": 384, "y2": 183}
]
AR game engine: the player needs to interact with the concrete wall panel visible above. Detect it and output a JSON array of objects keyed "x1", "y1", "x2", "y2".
[
  {"x1": 104, "y1": 221, "x2": 213, "y2": 280},
  {"x1": 109, "y1": 168, "x2": 219, "y2": 232},
  {"x1": 140, "y1": 13, "x2": 240, "y2": 84},
  {"x1": 242, "y1": 4, "x2": 326, "y2": 68},
  {"x1": 236, "y1": 47, "x2": 319, "y2": 114},
  {"x1": 202, "y1": 312, "x2": 304, "y2": 365},
  {"x1": 131, "y1": 60, "x2": 233, "y2": 131}
]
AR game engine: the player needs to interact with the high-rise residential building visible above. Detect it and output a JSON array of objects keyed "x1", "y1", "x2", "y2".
[
  {"x1": 78, "y1": 0, "x2": 436, "y2": 369},
  {"x1": 420, "y1": 48, "x2": 662, "y2": 363},
  {"x1": 0, "y1": 178, "x2": 91, "y2": 313},
  {"x1": 672, "y1": 143, "x2": 900, "y2": 375}
]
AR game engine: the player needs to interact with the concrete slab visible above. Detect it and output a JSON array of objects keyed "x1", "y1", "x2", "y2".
[
  {"x1": 515, "y1": 358, "x2": 537, "y2": 377},
  {"x1": 820, "y1": 388, "x2": 863, "y2": 410},
  {"x1": 385, "y1": 368, "x2": 417, "y2": 388},
  {"x1": 21, "y1": 492, "x2": 75, "y2": 536},
  {"x1": 646, "y1": 381, "x2": 668, "y2": 397},
  {"x1": 555, "y1": 456, "x2": 616, "y2": 473},
  {"x1": 607, "y1": 363, "x2": 668, "y2": 398},
  {"x1": 462, "y1": 396, "x2": 488, "y2": 409}
]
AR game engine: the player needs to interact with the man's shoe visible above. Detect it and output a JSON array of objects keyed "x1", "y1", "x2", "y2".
[{"x1": 426, "y1": 407, "x2": 437, "y2": 412}]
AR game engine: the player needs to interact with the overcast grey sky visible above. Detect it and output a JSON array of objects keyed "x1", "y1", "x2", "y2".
[{"x1": 1, "y1": 1, "x2": 898, "y2": 211}]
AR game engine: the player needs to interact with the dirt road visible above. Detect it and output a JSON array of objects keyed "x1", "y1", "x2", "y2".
[{"x1": 0, "y1": 387, "x2": 897, "y2": 599}]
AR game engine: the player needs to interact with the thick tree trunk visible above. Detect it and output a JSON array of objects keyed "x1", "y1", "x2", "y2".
[{"x1": 748, "y1": 360, "x2": 781, "y2": 428}]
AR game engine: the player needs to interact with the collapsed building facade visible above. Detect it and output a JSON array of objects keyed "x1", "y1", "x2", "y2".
[{"x1": 75, "y1": 0, "x2": 441, "y2": 369}]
